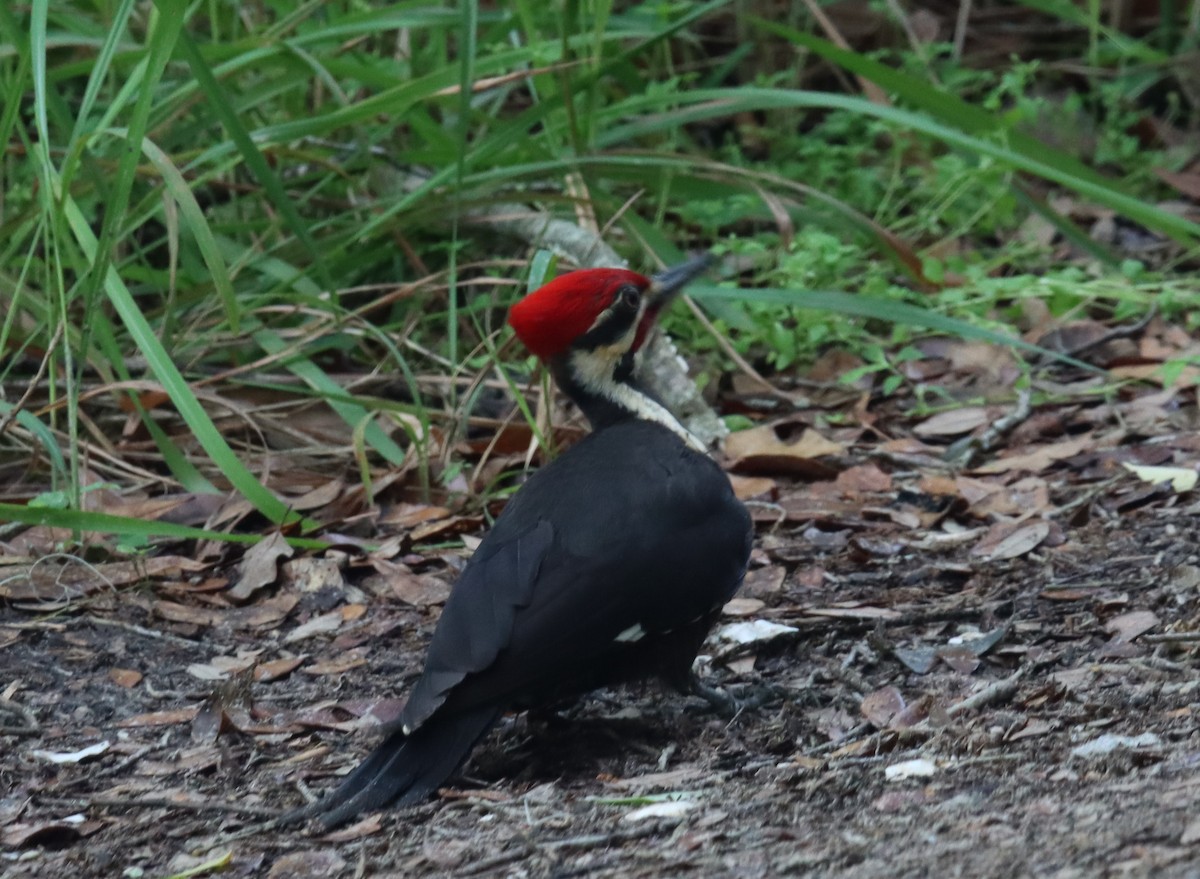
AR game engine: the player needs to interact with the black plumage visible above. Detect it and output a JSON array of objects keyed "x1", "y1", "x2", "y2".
[{"x1": 289, "y1": 258, "x2": 751, "y2": 826}]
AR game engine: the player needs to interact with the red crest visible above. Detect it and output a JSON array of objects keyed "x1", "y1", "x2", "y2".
[{"x1": 508, "y1": 268, "x2": 650, "y2": 359}]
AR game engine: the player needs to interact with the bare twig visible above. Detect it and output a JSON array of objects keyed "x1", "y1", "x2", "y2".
[
  {"x1": 952, "y1": 0, "x2": 973, "y2": 61},
  {"x1": 0, "y1": 324, "x2": 63, "y2": 438},
  {"x1": 85, "y1": 615, "x2": 202, "y2": 650},
  {"x1": 947, "y1": 666, "x2": 1026, "y2": 716},
  {"x1": 39, "y1": 795, "x2": 285, "y2": 819},
  {"x1": 805, "y1": 723, "x2": 874, "y2": 756},
  {"x1": 1041, "y1": 307, "x2": 1157, "y2": 361},
  {"x1": 944, "y1": 388, "x2": 1033, "y2": 467},
  {"x1": 795, "y1": 0, "x2": 890, "y2": 103},
  {"x1": 458, "y1": 845, "x2": 534, "y2": 877},
  {"x1": 1141, "y1": 631, "x2": 1200, "y2": 644}
]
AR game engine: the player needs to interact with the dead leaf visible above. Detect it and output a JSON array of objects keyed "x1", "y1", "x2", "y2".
[
  {"x1": 117, "y1": 707, "x2": 199, "y2": 728},
  {"x1": 622, "y1": 800, "x2": 698, "y2": 823},
  {"x1": 0, "y1": 555, "x2": 208, "y2": 602},
  {"x1": 285, "y1": 610, "x2": 344, "y2": 644},
  {"x1": 1070, "y1": 732, "x2": 1162, "y2": 759},
  {"x1": 303, "y1": 648, "x2": 370, "y2": 675},
  {"x1": 971, "y1": 520, "x2": 1050, "y2": 561},
  {"x1": 950, "y1": 626, "x2": 1008, "y2": 657},
  {"x1": 740, "y1": 566, "x2": 786, "y2": 597},
  {"x1": 727, "y1": 474, "x2": 777, "y2": 500},
  {"x1": 726, "y1": 425, "x2": 844, "y2": 476},
  {"x1": 959, "y1": 475, "x2": 1051, "y2": 518},
  {"x1": 801, "y1": 523, "x2": 851, "y2": 551},
  {"x1": 1039, "y1": 588, "x2": 1091, "y2": 601},
  {"x1": 861, "y1": 686, "x2": 905, "y2": 728},
  {"x1": 1008, "y1": 719, "x2": 1055, "y2": 741},
  {"x1": 936, "y1": 646, "x2": 980, "y2": 674},
  {"x1": 154, "y1": 593, "x2": 298, "y2": 630},
  {"x1": 108, "y1": 668, "x2": 142, "y2": 688},
  {"x1": 806, "y1": 605, "x2": 901, "y2": 620},
  {"x1": 153, "y1": 601, "x2": 224, "y2": 627},
  {"x1": 913, "y1": 407, "x2": 990, "y2": 438},
  {"x1": 873, "y1": 789, "x2": 934, "y2": 811},
  {"x1": 713, "y1": 619, "x2": 798, "y2": 645},
  {"x1": 835, "y1": 463, "x2": 893, "y2": 494},
  {"x1": 1154, "y1": 167, "x2": 1200, "y2": 200},
  {"x1": 3, "y1": 820, "x2": 86, "y2": 848},
  {"x1": 254, "y1": 656, "x2": 306, "y2": 682},
  {"x1": 917, "y1": 474, "x2": 959, "y2": 496},
  {"x1": 267, "y1": 851, "x2": 349, "y2": 879},
  {"x1": 283, "y1": 556, "x2": 347, "y2": 594},
  {"x1": 410, "y1": 515, "x2": 484, "y2": 543},
  {"x1": 370, "y1": 560, "x2": 452, "y2": 607},
  {"x1": 1104, "y1": 610, "x2": 1160, "y2": 642},
  {"x1": 1121, "y1": 462, "x2": 1198, "y2": 493},
  {"x1": 1181, "y1": 818, "x2": 1200, "y2": 846},
  {"x1": 229, "y1": 531, "x2": 294, "y2": 603},
  {"x1": 287, "y1": 479, "x2": 345, "y2": 511},
  {"x1": 1110, "y1": 363, "x2": 1200, "y2": 387},
  {"x1": 379, "y1": 501, "x2": 451, "y2": 528},
  {"x1": 972, "y1": 434, "x2": 1095, "y2": 475},
  {"x1": 722, "y1": 597, "x2": 766, "y2": 617},
  {"x1": 187, "y1": 662, "x2": 235, "y2": 682},
  {"x1": 192, "y1": 671, "x2": 252, "y2": 744},
  {"x1": 607, "y1": 767, "x2": 707, "y2": 791},
  {"x1": 320, "y1": 815, "x2": 383, "y2": 843},
  {"x1": 893, "y1": 646, "x2": 938, "y2": 674}
]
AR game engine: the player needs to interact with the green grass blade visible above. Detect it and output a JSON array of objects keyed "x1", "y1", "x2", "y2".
[
  {"x1": 592, "y1": 89, "x2": 1200, "y2": 245},
  {"x1": 691, "y1": 283, "x2": 1100, "y2": 371},
  {"x1": 58, "y1": 193, "x2": 307, "y2": 528},
  {"x1": 251, "y1": 329, "x2": 410, "y2": 467},
  {"x1": 176, "y1": 30, "x2": 332, "y2": 294},
  {"x1": 0, "y1": 405, "x2": 67, "y2": 477},
  {"x1": 136, "y1": 135, "x2": 241, "y2": 330},
  {"x1": 0, "y1": 503, "x2": 328, "y2": 549}
]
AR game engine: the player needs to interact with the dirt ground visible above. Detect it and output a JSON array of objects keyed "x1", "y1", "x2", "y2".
[{"x1": 3, "y1": 489, "x2": 1199, "y2": 879}]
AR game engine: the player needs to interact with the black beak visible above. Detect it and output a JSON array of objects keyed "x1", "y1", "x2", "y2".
[{"x1": 646, "y1": 252, "x2": 713, "y2": 310}]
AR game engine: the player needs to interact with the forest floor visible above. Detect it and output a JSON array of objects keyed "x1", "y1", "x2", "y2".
[{"x1": 3, "y1": 327, "x2": 1200, "y2": 879}]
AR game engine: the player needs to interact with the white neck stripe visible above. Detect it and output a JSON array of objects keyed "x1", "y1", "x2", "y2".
[{"x1": 567, "y1": 349, "x2": 706, "y2": 453}]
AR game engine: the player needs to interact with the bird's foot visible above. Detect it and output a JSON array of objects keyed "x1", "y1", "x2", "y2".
[
  {"x1": 685, "y1": 673, "x2": 739, "y2": 718},
  {"x1": 685, "y1": 676, "x2": 786, "y2": 718}
]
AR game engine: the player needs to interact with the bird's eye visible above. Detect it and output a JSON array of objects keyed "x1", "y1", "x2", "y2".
[{"x1": 619, "y1": 286, "x2": 641, "y2": 310}]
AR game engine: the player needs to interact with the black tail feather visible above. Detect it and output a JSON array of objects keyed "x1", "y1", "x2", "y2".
[{"x1": 284, "y1": 706, "x2": 501, "y2": 828}]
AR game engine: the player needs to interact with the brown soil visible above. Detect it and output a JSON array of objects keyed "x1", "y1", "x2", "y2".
[{"x1": 3, "y1": 501, "x2": 1199, "y2": 878}]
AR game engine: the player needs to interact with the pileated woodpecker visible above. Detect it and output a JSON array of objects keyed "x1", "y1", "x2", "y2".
[{"x1": 291, "y1": 255, "x2": 752, "y2": 826}]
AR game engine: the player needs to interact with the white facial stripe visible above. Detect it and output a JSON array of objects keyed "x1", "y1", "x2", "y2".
[
  {"x1": 585, "y1": 302, "x2": 618, "y2": 333},
  {"x1": 584, "y1": 289, "x2": 649, "y2": 335},
  {"x1": 567, "y1": 347, "x2": 707, "y2": 453}
]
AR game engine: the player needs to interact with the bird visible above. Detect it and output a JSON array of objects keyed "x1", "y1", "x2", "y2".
[{"x1": 289, "y1": 254, "x2": 753, "y2": 827}]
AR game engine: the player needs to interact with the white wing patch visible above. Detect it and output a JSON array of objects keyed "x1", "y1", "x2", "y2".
[{"x1": 615, "y1": 623, "x2": 646, "y2": 643}]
